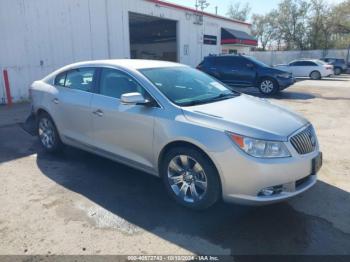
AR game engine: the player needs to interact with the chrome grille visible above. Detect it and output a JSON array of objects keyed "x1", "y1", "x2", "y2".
[{"x1": 290, "y1": 125, "x2": 316, "y2": 155}]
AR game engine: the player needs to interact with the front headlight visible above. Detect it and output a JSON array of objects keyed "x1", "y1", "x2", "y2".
[{"x1": 227, "y1": 132, "x2": 291, "y2": 158}]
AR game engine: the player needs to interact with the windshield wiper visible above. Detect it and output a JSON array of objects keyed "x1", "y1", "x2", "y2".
[
  {"x1": 181, "y1": 92, "x2": 239, "y2": 107},
  {"x1": 211, "y1": 92, "x2": 238, "y2": 101}
]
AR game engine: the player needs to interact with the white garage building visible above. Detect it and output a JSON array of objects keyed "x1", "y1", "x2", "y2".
[{"x1": 0, "y1": 0, "x2": 256, "y2": 103}]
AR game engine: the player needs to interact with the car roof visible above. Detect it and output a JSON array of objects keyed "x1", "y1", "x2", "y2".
[
  {"x1": 62, "y1": 59, "x2": 184, "y2": 70},
  {"x1": 291, "y1": 59, "x2": 321, "y2": 63},
  {"x1": 206, "y1": 54, "x2": 240, "y2": 58}
]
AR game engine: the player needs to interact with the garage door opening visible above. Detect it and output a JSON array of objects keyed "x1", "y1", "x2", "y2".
[{"x1": 129, "y1": 12, "x2": 178, "y2": 62}]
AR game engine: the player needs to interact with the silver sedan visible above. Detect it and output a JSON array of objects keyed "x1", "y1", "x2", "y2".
[{"x1": 30, "y1": 60, "x2": 322, "y2": 209}]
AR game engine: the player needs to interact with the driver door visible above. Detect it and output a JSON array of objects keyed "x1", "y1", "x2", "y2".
[{"x1": 90, "y1": 68, "x2": 157, "y2": 172}]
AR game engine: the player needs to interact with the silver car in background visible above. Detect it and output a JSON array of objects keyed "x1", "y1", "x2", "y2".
[{"x1": 30, "y1": 60, "x2": 322, "y2": 209}]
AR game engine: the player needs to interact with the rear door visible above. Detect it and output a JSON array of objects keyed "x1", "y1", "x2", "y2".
[
  {"x1": 90, "y1": 67, "x2": 156, "y2": 171},
  {"x1": 51, "y1": 67, "x2": 97, "y2": 146},
  {"x1": 215, "y1": 56, "x2": 255, "y2": 86},
  {"x1": 289, "y1": 61, "x2": 308, "y2": 77}
]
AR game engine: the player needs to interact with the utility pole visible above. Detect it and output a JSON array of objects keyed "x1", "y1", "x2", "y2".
[
  {"x1": 194, "y1": 0, "x2": 210, "y2": 61},
  {"x1": 215, "y1": 6, "x2": 218, "y2": 15}
]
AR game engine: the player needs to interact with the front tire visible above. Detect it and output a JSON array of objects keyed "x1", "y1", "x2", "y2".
[
  {"x1": 161, "y1": 147, "x2": 221, "y2": 210},
  {"x1": 37, "y1": 112, "x2": 63, "y2": 153},
  {"x1": 258, "y1": 78, "x2": 278, "y2": 95}
]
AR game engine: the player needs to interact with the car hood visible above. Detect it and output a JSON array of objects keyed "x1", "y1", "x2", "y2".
[{"x1": 182, "y1": 95, "x2": 309, "y2": 141}]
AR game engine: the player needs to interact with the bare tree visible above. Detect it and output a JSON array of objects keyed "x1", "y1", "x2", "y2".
[
  {"x1": 226, "y1": 1, "x2": 251, "y2": 22},
  {"x1": 252, "y1": 11, "x2": 279, "y2": 50}
]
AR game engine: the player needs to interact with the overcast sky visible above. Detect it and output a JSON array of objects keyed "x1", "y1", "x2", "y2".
[{"x1": 167, "y1": 0, "x2": 344, "y2": 21}]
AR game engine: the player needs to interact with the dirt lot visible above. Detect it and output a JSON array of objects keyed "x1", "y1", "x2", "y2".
[{"x1": 0, "y1": 75, "x2": 350, "y2": 256}]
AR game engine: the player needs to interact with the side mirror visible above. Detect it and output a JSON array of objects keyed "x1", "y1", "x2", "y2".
[
  {"x1": 247, "y1": 63, "x2": 255, "y2": 69},
  {"x1": 121, "y1": 92, "x2": 149, "y2": 105}
]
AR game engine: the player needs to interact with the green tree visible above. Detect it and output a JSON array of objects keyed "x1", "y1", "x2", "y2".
[
  {"x1": 308, "y1": 0, "x2": 333, "y2": 49},
  {"x1": 276, "y1": 0, "x2": 310, "y2": 50},
  {"x1": 332, "y1": 0, "x2": 350, "y2": 34}
]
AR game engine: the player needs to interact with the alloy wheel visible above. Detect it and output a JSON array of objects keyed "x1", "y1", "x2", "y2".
[
  {"x1": 38, "y1": 117, "x2": 55, "y2": 149},
  {"x1": 167, "y1": 155, "x2": 208, "y2": 203},
  {"x1": 260, "y1": 80, "x2": 274, "y2": 94}
]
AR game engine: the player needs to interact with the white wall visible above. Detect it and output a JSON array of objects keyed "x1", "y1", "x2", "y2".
[{"x1": 0, "y1": 0, "x2": 252, "y2": 103}]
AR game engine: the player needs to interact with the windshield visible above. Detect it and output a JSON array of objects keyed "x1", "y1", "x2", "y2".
[
  {"x1": 245, "y1": 56, "x2": 269, "y2": 68},
  {"x1": 140, "y1": 66, "x2": 239, "y2": 106}
]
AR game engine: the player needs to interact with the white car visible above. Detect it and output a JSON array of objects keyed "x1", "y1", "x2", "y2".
[{"x1": 275, "y1": 59, "x2": 334, "y2": 80}]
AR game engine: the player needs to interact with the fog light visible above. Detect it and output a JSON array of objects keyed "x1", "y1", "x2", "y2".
[{"x1": 258, "y1": 185, "x2": 283, "y2": 197}]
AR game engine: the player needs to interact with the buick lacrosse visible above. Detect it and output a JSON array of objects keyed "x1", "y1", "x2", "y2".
[{"x1": 30, "y1": 60, "x2": 322, "y2": 209}]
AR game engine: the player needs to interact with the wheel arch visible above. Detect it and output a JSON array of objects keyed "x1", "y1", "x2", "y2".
[
  {"x1": 157, "y1": 140, "x2": 223, "y2": 194},
  {"x1": 35, "y1": 107, "x2": 62, "y2": 140},
  {"x1": 309, "y1": 70, "x2": 321, "y2": 78}
]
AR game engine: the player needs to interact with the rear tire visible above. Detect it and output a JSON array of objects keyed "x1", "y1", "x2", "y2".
[
  {"x1": 37, "y1": 112, "x2": 63, "y2": 153},
  {"x1": 161, "y1": 147, "x2": 221, "y2": 210},
  {"x1": 258, "y1": 78, "x2": 278, "y2": 95},
  {"x1": 310, "y1": 71, "x2": 321, "y2": 80},
  {"x1": 334, "y1": 67, "x2": 342, "y2": 75}
]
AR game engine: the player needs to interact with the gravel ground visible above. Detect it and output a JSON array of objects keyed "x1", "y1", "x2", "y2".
[{"x1": 0, "y1": 75, "x2": 350, "y2": 256}]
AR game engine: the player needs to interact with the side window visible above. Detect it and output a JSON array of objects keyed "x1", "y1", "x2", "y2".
[
  {"x1": 304, "y1": 61, "x2": 317, "y2": 66},
  {"x1": 65, "y1": 68, "x2": 96, "y2": 92},
  {"x1": 215, "y1": 57, "x2": 238, "y2": 67},
  {"x1": 54, "y1": 72, "x2": 66, "y2": 87},
  {"x1": 99, "y1": 68, "x2": 145, "y2": 99},
  {"x1": 291, "y1": 61, "x2": 306, "y2": 66}
]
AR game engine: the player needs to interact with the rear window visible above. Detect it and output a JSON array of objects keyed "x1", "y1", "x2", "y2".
[{"x1": 54, "y1": 67, "x2": 97, "y2": 92}]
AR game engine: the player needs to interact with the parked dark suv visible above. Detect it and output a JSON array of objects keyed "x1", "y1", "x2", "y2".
[
  {"x1": 320, "y1": 57, "x2": 348, "y2": 75},
  {"x1": 197, "y1": 55, "x2": 295, "y2": 95}
]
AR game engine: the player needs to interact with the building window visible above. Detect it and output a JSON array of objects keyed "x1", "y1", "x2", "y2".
[{"x1": 203, "y1": 35, "x2": 217, "y2": 45}]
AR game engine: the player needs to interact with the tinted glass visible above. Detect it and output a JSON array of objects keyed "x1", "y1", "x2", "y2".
[
  {"x1": 65, "y1": 68, "x2": 96, "y2": 92},
  {"x1": 140, "y1": 66, "x2": 238, "y2": 106},
  {"x1": 54, "y1": 72, "x2": 66, "y2": 86},
  {"x1": 290, "y1": 61, "x2": 316, "y2": 66},
  {"x1": 215, "y1": 57, "x2": 244, "y2": 67},
  {"x1": 99, "y1": 68, "x2": 144, "y2": 99},
  {"x1": 305, "y1": 61, "x2": 317, "y2": 66}
]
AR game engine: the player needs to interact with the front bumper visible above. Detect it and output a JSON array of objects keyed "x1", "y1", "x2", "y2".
[
  {"x1": 210, "y1": 135, "x2": 321, "y2": 205},
  {"x1": 277, "y1": 76, "x2": 296, "y2": 90}
]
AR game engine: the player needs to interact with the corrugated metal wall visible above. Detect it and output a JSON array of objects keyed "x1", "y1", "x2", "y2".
[
  {"x1": 248, "y1": 49, "x2": 349, "y2": 66},
  {"x1": 0, "y1": 0, "x2": 251, "y2": 103}
]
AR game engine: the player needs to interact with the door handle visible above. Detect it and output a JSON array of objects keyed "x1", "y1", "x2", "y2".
[
  {"x1": 210, "y1": 67, "x2": 217, "y2": 70},
  {"x1": 93, "y1": 109, "x2": 104, "y2": 117},
  {"x1": 52, "y1": 98, "x2": 59, "y2": 104}
]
